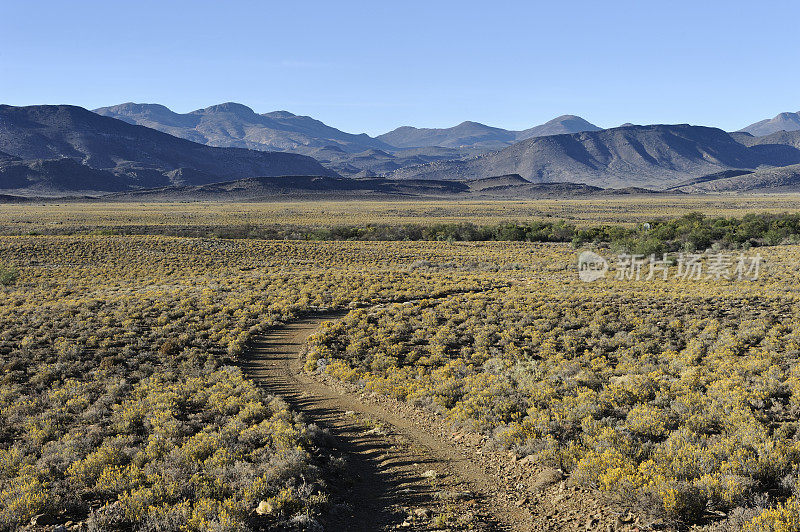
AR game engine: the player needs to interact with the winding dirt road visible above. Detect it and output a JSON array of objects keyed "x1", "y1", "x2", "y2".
[
  {"x1": 240, "y1": 312, "x2": 533, "y2": 531},
  {"x1": 241, "y1": 312, "x2": 625, "y2": 531}
]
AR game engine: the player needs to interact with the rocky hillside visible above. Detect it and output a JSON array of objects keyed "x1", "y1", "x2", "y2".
[
  {"x1": 376, "y1": 115, "x2": 600, "y2": 150},
  {"x1": 387, "y1": 124, "x2": 800, "y2": 189},
  {"x1": 738, "y1": 111, "x2": 800, "y2": 136},
  {"x1": 94, "y1": 102, "x2": 393, "y2": 154},
  {"x1": 0, "y1": 105, "x2": 335, "y2": 194},
  {"x1": 670, "y1": 164, "x2": 800, "y2": 193}
]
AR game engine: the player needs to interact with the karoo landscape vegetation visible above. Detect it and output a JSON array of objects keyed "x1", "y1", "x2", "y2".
[{"x1": 3, "y1": 1, "x2": 800, "y2": 531}]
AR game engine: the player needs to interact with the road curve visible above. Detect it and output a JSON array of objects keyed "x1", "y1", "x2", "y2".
[{"x1": 240, "y1": 312, "x2": 531, "y2": 531}]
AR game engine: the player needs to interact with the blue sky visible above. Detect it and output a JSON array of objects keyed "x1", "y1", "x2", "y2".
[{"x1": 1, "y1": 0, "x2": 797, "y2": 136}]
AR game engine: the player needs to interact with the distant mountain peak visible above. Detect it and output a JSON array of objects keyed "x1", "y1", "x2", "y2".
[
  {"x1": 456, "y1": 120, "x2": 490, "y2": 128},
  {"x1": 376, "y1": 120, "x2": 516, "y2": 150},
  {"x1": 195, "y1": 102, "x2": 257, "y2": 116},
  {"x1": 263, "y1": 110, "x2": 297, "y2": 119},
  {"x1": 98, "y1": 102, "x2": 174, "y2": 113},
  {"x1": 0, "y1": 104, "x2": 336, "y2": 195},
  {"x1": 386, "y1": 123, "x2": 800, "y2": 189},
  {"x1": 517, "y1": 115, "x2": 601, "y2": 140},
  {"x1": 739, "y1": 111, "x2": 800, "y2": 137},
  {"x1": 94, "y1": 101, "x2": 393, "y2": 156},
  {"x1": 377, "y1": 115, "x2": 601, "y2": 149}
]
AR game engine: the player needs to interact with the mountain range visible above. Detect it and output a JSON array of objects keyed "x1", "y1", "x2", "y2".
[
  {"x1": 96, "y1": 174, "x2": 670, "y2": 203},
  {"x1": 94, "y1": 102, "x2": 394, "y2": 155},
  {"x1": 295, "y1": 145, "x2": 469, "y2": 177},
  {"x1": 385, "y1": 124, "x2": 800, "y2": 189},
  {"x1": 3, "y1": 103, "x2": 800, "y2": 196},
  {"x1": 93, "y1": 103, "x2": 603, "y2": 174},
  {"x1": 0, "y1": 105, "x2": 334, "y2": 195},
  {"x1": 92, "y1": 101, "x2": 800, "y2": 182},
  {"x1": 375, "y1": 115, "x2": 601, "y2": 150}
]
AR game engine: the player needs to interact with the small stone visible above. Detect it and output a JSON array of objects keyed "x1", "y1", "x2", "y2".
[
  {"x1": 413, "y1": 508, "x2": 431, "y2": 519},
  {"x1": 256, "y1": 500, "x2": 274, "y2": 515},
  {"x1": 421, "y1": 469, "x2": 438, "y2": 479},
  {"x1": 515, "y1": 496, "x2": 528, "y2": 507}
]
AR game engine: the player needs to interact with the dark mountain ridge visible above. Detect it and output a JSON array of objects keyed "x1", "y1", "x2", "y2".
[
  {"x1": 0, "y1": 104, "x2": 336, "y2": 194},
  {"x1": 93, "y1": 103, "x2": 602, "y2": 174},
  {"x1": 671, "y1": 164, "x2": 800, "y2": 193},
  {"x1": 8, "y1": 104, "x2": 800, "y2": 196},
  {"x1": 99, "y1": 174, "x2": 669, "y2": 202},
  {"x1": 387, "y1": 124, "x2": 800, "y2": 189}
]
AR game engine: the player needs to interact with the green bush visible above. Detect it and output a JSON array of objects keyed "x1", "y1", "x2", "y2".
[{"x1": 0, "y1": 263, "x2": 19, "y2": 286}]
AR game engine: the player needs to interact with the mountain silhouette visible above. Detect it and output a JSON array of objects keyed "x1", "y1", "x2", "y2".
[{"x1": 0, "y1": 104, "x2": 335, "y2": 194}]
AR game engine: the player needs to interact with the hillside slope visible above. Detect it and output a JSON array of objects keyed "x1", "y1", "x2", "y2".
[
  {"x1": 733, "y1": 130, "x2": 800, "y2": 150},
  {"x1": 516, "y1": 115, "x2": 601, "y2": 139},
  {"x1": 376, "y1": 121, "x2": 519, "y2": 150},
  {"x1": 95, "y1": 102, "x2": 393, "y2": 154},
  {"x1": 0, "y1": 105, "x2": 335, "y2": 193},
  {"x1": 387, "y1": 124, "x2": 800, "y2": 189},
  {"x1": 739, "y1": 111, "x2": 800, "y2": 136},
  {"x1": 671, "y1": 164, "x2": 800, "y2": 193},
  {"x1": 93, "y1": 104, "x2": 603, "y2": 174},
  {"x1": 376, "y1": 115, "x2": 600, "y2": 150},
  {"x1": 97, "y1": 173, "x2": 672, "y2": 202}
]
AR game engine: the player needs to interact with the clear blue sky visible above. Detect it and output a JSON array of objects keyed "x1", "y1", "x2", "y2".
[{"x1": 1, "y1": 0, "x2": 797, "y2": 136}]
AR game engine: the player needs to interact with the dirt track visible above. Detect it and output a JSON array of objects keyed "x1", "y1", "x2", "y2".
[{"x1": 241, "y1": 312, "x2": 631, "y2": 531}]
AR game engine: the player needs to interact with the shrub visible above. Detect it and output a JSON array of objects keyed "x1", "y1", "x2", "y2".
[{"x1": 0, "y1": 263, "x2": 18, "y2": 286}]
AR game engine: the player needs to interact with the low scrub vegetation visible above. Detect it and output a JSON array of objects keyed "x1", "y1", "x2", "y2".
[
  {"x1": 3, "y1": 211, "x2": 800, "y2": 530},
  {"x1": 305, "y1": 244, "x2": 800, "y2": 529},
  {"x1": 0, "y1": 236, "x2": 496, "y2": 530},
  {"x1": 0, "y1": 263, "x2": 18, "y2": 285},
  {"x1": 10, "y1": 212, "x2": 800, "y2": 255}
]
